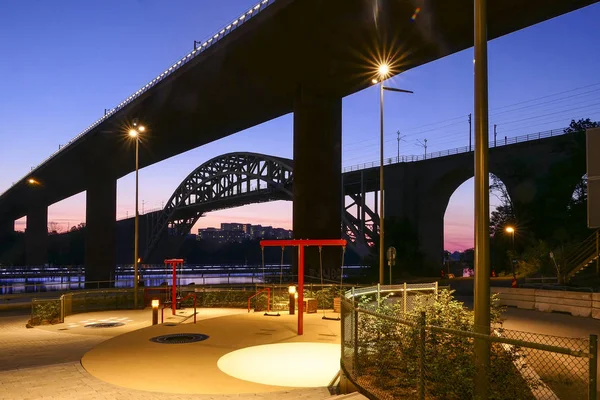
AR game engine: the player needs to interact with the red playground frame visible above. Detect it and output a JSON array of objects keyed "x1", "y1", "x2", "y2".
[
  {"x1": 165, "y1": 258, "x2": 184, "y2": 315},
  {"x1": 259, "y1": 239, "x2": 346, "y2": 335}
]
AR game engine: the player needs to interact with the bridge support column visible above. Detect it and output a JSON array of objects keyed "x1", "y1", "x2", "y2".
[
  {"x1": 25, "y1": 205, "x2": 48, "y2": 266},
  {"x1": 85, "y1": 179, "x2": 116, "y2": 287},
  {"x1": 0, "y1": 219, "x2": 14, "y2": 240},
  {"x1": 293, "y1": 90, "x2": 342, "y2": 272},
  {"x1": 418, "y1": 204, "x2": 445, "y2": 275}
]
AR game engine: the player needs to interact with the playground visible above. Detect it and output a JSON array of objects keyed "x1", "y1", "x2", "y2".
[
  {"x1": 73, "y1": 308, "x2": 341, "y2": 394},
  {"x1": 31, "y1": 239, "x2": 349, "y2": 396}
]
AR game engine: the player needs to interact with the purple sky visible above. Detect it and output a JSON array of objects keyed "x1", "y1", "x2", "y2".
[{"x1": 1, "y1": 1, "x2": 599, "y2": 251}]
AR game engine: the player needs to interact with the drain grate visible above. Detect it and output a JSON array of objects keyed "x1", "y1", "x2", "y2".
[
  {"x1": 149, "y1": 333, "x2": 209, "y2": 344},
  {"x1": 84, "y1": 322, "x2": 125, "y2": 329}
]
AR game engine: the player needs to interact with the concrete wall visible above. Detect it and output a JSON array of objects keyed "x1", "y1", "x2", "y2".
[{"x1": 493, "y1": 287, "x2": 600, "y2": 319}]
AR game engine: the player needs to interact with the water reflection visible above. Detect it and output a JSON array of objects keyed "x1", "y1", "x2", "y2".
[{"x1": 0, "y1": 264, "x2": 365, "y2": 295}]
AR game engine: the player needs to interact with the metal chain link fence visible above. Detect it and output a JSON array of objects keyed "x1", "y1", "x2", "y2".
[{"x1": 341, "y1": 289, "x2": 597, "y2": 400}]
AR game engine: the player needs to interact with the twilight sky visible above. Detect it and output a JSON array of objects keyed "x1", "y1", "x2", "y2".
[{"x1": 1, "y1": 1, "x2": 599, "y2": 251}]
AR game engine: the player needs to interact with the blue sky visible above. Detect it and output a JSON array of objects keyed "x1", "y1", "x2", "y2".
[{"x1": 1, "y1": 1, "x2": 599, "y2": 251}]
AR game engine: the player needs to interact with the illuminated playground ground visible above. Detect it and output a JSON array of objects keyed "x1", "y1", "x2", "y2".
[{"x1": 39, "y1": 307, "x2": 342, "y2": 395}]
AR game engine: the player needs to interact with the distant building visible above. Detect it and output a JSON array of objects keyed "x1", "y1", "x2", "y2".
[{"x1": 197, "y1": 222, "x2": 291, "y2": 243}]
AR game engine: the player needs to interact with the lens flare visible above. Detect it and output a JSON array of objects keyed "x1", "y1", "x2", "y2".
[{"x1": 411, "y1": 7, "x2": 421, "y2": 21}]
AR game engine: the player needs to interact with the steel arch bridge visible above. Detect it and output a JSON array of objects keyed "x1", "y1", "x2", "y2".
[{"x1": 143, "y1": 152, "x2": 375, "y2": 262}]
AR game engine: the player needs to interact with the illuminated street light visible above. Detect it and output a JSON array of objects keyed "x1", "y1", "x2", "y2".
[
  {"x1": 378, "y1": 63, "x2": 390, "y2": 79},
  {"x1": 375, "y1": 63, "x2": 413, "y2": 285},
  {"x1": 505, "y1": 225, "x2": 517, "y2": 280},
  {"x1": 27, "y1": 178, "x2": 38, "y2": 185},
  {"x1": 128, "y1": 122, "x2": 145, "y2": 309},
  {"x1": 505, "y1": 225, "x2": 516, "y2": 250}
]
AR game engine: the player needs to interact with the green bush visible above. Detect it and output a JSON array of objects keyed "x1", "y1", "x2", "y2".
[
  {"x1": 353, "y1": 290, "x2": 536, "y2": 400},
  {"x1": 30, "y1": 299, "x2": 61, "y2": 325}
]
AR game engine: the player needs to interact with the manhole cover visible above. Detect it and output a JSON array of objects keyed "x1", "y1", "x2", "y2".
[
  {"x1": 149, "y1": 333, "x2": 209, "y2": 344},
  {"x1": 84, "y1": 322, "x2": 125, "y2": 329}
]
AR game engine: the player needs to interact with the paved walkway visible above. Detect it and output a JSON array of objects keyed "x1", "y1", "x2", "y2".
[{"x1": 0, "y1": 310, "x2": 334, "y2": 400}]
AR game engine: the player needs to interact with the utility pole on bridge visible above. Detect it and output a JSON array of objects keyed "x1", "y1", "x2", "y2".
[{"x1": 469, "y1": 113, "x2": 472, "y2": 151}]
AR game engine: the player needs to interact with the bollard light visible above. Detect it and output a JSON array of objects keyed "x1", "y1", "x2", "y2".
[
  {"x1": 151, "y1": 298, "x2": 159, "y2": 325},
  {"x1": 288, "y1": 285, "x2": 296, "y2": 315}
]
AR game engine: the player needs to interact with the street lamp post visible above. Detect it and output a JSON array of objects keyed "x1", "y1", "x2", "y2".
[
  {"x1": 374, "y1": 65, "x2": 413, "y2": 285},
  {"x1": 473, "y1": 0, "x2": 491, "y2": 396},
  {"x1": 505, "y1": 226, "x2": 515, "y2": 276},
  {"x1": 129, "y1": 123, "x2": 145, "y2": 309}
]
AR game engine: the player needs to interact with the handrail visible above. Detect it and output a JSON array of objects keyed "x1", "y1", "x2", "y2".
[
  {"x1": 566, "y1": 230, "x2": 600, "y2": 279},
  {"x1": 342, "y1": 125, "x2": 596, "y2": 173},
  {"x1": 345, "y1": 282, "x2": 438, "y2": 298},
  {"x1": 160, "y1": 292, "x2": 197, "y2": 324},
  {"x1": 180, "y1": 293, "x2": 197, "y2": 324},
  {"x1": 248, "y1": 287, "x2": 271, "y2": 313}
]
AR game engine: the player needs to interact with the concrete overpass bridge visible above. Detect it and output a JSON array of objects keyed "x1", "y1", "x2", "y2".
[
  {"x1": 126, "y1": 127, "x2": 585, "y2": 273},
  {"x1": 0, "y1": 0, "x2": 596, "y2": 281}
]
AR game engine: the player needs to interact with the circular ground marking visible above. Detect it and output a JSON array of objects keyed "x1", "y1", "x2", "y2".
[
  {"x1": 84, "y1": 322, "x2": 125, "y2": 328},
  {"x1": 149, "y1": 333, "x2": 209, "y2": 344},
  {"x1": 217, "y1": 342, "x2": 339, "y2": 387}
]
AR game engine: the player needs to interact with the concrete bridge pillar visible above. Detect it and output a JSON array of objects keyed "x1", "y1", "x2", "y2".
[
  {"x1": 25, "y1": 205, "x2": 48, "y2": 266},
  {"x1": 0, "y1": 219, "x2": 14, "y2": 240},
  {"x1": 85, "y1": 178, "x2": 116, "y2": 286},
  {"x1": 417, "y1": 203, "x2": 446, "y2": 274},
  {"x1": 293, "y1": 90, "x2": 342, "y2": 271}
]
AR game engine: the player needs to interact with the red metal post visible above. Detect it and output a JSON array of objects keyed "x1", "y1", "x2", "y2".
[
  {"x1": 260, "y1": 239, "x2": 346, "y2": 247},
  {"x1": 298, "y1": 245, "x2": 305, "y2": 335},
  {"x1": 172, "y1": 262, "x2": 177, "y2": 315}
]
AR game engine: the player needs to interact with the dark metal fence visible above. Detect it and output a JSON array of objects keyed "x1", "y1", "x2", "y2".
[{"x1": 341, "y1": 296, "x2": 597, "y2": 400}]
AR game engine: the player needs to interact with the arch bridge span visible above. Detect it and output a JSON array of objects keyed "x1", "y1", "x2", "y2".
[{"x1": 144, "y1": 152, "x2": 373, "y2": 262}]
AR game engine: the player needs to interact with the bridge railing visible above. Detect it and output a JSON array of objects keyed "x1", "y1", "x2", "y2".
[
  {"x1": 3, "y1": 0, "x2": 278, "y2": 195},
  {"x1": 342, "y1": 126, "x2": 569, "y2": 172}
]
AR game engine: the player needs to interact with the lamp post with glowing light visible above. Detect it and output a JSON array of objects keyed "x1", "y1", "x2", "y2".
[
  {"x1": 505, "y1": 226, "x2": 515, "y2": 249},
  {"x1": 505, "y1": 226, "x2": 516, "y2": 277},
  {"x1": 129, "y1": 122, "x2": 145, "y2": 309},
  {"x1": 373, "y1": 64, "x2": 413, "y2": 285}
]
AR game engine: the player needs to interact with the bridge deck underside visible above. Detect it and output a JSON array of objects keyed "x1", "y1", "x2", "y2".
[{"x1": 1, "y1": 0, "x2": 597, "y2": 220}]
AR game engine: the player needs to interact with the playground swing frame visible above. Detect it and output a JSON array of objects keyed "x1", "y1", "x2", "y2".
[{"x1": 260, "y1": 239, "x2": 347, "y2": 335}]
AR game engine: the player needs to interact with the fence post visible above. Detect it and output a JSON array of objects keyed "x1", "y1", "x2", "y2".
[
  {"x1": 435, "y1": 281, "x2": 439, "y2": 295},
  {"x1": 354, "y1": 308, "x2": 360, "y2": 375},
  {"x1": 590, "y1": 334, "x2": 598, "y2": 400},
  {"x1": 403, "y1": 282, "x2": 407, "y2": 314},
  {"x1": 596, "y1": 229, "x2": 600, "y2": 275},
  {"x1": 419, "y1": 311, "x2": 426, "y2": 400},
  {"x1": 60, "y1": 295, "x2": 65, "y2": 323}
]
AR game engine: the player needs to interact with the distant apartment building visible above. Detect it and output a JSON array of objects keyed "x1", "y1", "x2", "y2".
[{"x1": 197, "y1": 222, "x2": 292, "y2": 243}]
